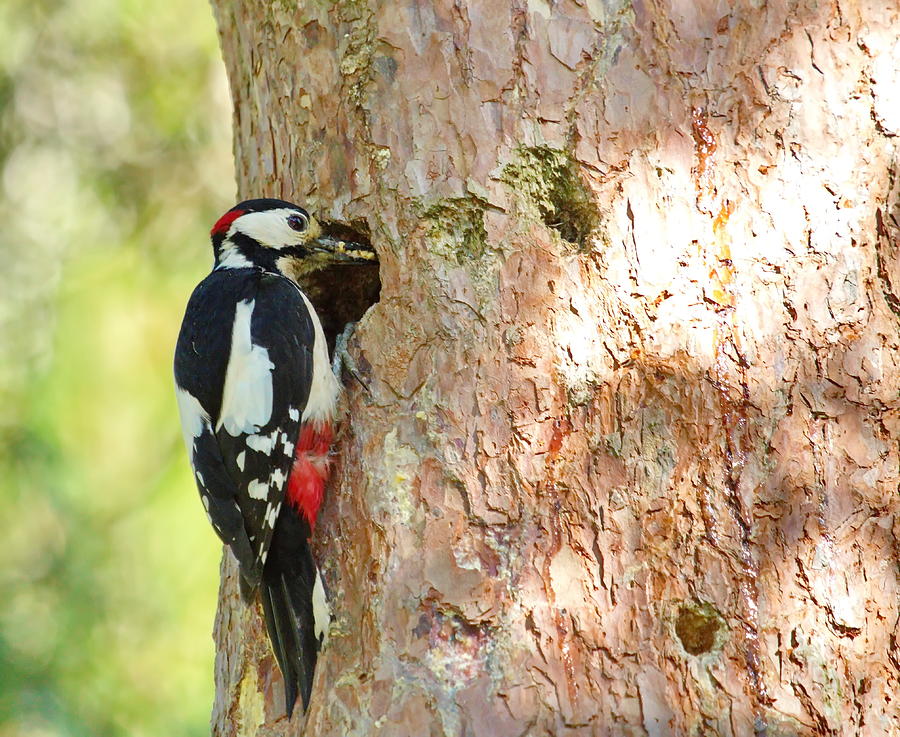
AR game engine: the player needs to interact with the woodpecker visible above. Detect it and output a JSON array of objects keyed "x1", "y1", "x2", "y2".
[{"x1": 173, "y1": 198, "x2": 374, "y2": 716}]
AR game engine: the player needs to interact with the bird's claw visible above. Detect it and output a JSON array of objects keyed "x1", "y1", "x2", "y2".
[{"x1": 332, "y1": 322, "x2": 370, "y2": 394}]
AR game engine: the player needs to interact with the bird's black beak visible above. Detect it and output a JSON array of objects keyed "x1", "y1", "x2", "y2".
[{"x1": 309, "y1": 235, "x2": 378, "y2": 263}]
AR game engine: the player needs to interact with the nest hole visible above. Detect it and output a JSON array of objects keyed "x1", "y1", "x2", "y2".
[{"x1": 299, "y1": 219, "x2": 380, "y2": 352}]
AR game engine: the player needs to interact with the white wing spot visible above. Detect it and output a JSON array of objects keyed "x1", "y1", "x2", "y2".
[
  {"x1": 195, "y1": 470, "x2": 205, "y2": 487},
  {"x1": 288, "y1": 407, "x2": 300, "y2": 421},
  {"x1": 247, "y1": 479, "x2": 269, "y2": 500},
  {"x1": 269, "y1": 468, "x2": 286, "y2": 488},
  {"x1": 246, "y1": 431, "x2": 277, "y2": 454},
  {"x1": 266, "y1": 502, "x2": 281, "y2": 528},
  {"x1": 236, "y1": 451, "x2": 246, "y2": 471},
  {"x1": 283, "y1": 440, "x2": 294, "y2": 457},
  {"x1": 217, "y1": 300, "x2": 275, "y2": 436},
  {"x1": 201, "y1": 494, "x2": 210, "y2": 511}
]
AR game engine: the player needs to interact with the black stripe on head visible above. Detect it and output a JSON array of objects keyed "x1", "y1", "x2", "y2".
[{"x1": 233, "y1": 199, "x2": 308, "y2": 216}]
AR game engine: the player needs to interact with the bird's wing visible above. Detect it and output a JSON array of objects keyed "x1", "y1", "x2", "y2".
[{"x1": 175, "y1": 269, "x2": 315, "y2": 590}]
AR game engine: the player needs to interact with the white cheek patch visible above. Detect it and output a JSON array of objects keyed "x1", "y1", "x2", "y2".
[
  {"x1": 218, "y1": 300, "x2": 275, "y2": 436},
  {"x1": 231, "y1": 209, "x2": 306, "y2": 249},
  {"x1": 216, "y1": 242, "x2": 253, "y2": 269}
]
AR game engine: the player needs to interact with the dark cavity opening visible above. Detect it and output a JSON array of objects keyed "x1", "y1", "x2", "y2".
[
  {"x1": 675, "y1": 602, "x2": 724, "y2": 656},
  {"x1": 298, "y1": 219, "x2": 380, "y2": 353}
]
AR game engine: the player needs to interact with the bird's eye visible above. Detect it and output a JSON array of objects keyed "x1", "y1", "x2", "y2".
[{"x1": 287, "y1": 214, "x2": 308, "y2": 232}]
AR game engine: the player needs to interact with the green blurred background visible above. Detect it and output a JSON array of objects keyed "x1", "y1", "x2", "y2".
[{"x1": 0, "y1": 0, "x2": 233, "y2": 734}]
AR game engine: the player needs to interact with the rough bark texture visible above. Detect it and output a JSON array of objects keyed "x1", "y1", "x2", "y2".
[{"x1": 207, "y1": 1, "x2": 900, "y2": 735}]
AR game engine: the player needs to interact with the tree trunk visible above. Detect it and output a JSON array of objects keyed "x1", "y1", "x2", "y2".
[{"x1": 207, "y1": 1, "x2": 900, "y2": 735}]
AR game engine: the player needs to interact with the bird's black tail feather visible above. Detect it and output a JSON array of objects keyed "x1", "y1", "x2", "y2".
[{"x1": 260, "y1": 506, "x2": 326, "y2": 717}]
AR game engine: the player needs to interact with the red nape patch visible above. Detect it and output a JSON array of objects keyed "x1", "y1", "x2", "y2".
[
  {"x1": 210, "y1": 209, "x2": 245, "y2": 237},
  {"x1": 286, "y1": 422, "x2": 334, "y2": 528}
]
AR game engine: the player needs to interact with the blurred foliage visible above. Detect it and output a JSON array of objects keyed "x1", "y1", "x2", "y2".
[{"x1": 0, "y1": 0, "x2": 234, "y2": 735}]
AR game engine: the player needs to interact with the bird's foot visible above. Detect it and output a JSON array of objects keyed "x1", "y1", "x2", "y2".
[{"x1": 332, "y1": 322, "x2": 370, "y2": 393}]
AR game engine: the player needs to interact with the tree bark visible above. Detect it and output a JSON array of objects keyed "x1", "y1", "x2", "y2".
[{"x1": 207, "y1": 1, "x2": 900, "y2": 735}]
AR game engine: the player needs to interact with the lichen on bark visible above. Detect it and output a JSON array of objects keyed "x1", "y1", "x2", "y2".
[{"x1": 501, "y1": 146, "x2": 600, "y2": 249}]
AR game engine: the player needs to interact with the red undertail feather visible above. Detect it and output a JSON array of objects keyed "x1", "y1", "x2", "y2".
[{"x1": 286, "y1": 421, "x2": 334, "y2": 528}]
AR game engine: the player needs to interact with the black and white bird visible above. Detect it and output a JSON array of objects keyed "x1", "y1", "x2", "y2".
[{"x1": 173, "y1": 198, "x2": 375, "y2": 715}]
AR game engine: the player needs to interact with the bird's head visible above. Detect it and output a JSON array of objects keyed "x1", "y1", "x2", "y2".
[{"x1": 210, "y1": 198, "x2": 376, "y2": 279}]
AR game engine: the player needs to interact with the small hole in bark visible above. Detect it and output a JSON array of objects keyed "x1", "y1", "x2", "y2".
[
  {"x1": 502, "y1": 146, "x2": 600, "y2": 249},
  {"x1": 675, "y1": 601, "x2": 725, "y2": 655},
  {"x1": 297, "y1": 219, "x2": 380, "y2": 352}
]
